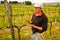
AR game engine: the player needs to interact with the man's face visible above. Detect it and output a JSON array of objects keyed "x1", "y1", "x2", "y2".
[{"x1": 34, "y1": 7, "x2": 41, "y2": 13}]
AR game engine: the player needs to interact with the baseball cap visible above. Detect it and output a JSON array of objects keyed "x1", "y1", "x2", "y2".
[{"x1": 34, "y1": 3, "x2": 42, "y2": 7}]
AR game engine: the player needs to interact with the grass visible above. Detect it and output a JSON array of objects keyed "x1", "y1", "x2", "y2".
[{"x1": 0, "y1": 22, "x2": 60, "y2": 40}]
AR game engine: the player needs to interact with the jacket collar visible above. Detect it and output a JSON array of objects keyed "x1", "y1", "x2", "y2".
[{"x1": 34, "y1": 12, "x2": 43, "y2": 16}]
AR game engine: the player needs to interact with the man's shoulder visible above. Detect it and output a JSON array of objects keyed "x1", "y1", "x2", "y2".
[{"x1": 42, "y1": 14, "x2": 48, "y2": 20}]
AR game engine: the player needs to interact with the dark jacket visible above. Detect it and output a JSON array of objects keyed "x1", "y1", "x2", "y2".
[{"x1": 31, "y1": 11, "x2": 48, "y2": 34}]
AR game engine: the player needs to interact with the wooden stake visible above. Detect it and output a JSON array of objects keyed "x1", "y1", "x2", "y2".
[{"x1": 4, "y1": 0, "x2": 15, "y2": 40}]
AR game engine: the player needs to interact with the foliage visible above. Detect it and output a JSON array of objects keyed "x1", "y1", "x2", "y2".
[
  {"x1": 0, "y1": 3, "x2": 60, "y2": 40},
  {"x1": 24, "y1": 1, "x2": 32, "y2": 5}
]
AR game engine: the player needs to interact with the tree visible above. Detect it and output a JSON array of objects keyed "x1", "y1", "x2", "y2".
[
  {"x1": 1, "y1": 1, "x2": 4, "y2": 3},
  {"x1": 24, "y1": 1, "x2": 32, "y2": 5},
  {"x1": 9, "y1": 1, "x2": 18, "y2": 4},
  {"x1": 4, "y1": 0, "x2": 15, "y2": 40}
]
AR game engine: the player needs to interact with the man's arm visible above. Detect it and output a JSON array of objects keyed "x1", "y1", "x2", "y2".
[
  {"x1": 31, "y1": 24, "x2": 43, "y2": 31},
  {"x1": 26, "y1": 20, "x2": 33, "y2": 24},
  {"x1": 26, "y1": 20, "x2": 43, "y2": 31}
]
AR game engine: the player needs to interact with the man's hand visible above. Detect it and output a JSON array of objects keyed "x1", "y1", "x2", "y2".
[
  {"x1": 26, "y1": 20, "x2": 32, "y2": 24},
  {"x1": 26, "y1": 20, "x2": 34, "y2": 27}
]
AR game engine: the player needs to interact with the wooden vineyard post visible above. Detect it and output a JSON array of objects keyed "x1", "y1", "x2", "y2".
[
  {"x1": 49, "y1": 21, "x2": 52, "y2": 36},
  {"x1": 4, "y1": 0, "x2": 15, "y2": 40}
]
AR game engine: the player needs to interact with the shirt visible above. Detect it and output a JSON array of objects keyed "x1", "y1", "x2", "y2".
[{"x1": 31, "y1": 11, "x2": 48, "y2": 34}]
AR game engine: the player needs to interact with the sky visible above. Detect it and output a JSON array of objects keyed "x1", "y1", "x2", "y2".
[{"x1": 0, "y1": 0, "x2": 60, "y2": 4}]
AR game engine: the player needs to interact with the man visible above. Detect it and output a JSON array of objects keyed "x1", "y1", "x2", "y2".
[{"x1": 26, "y1": 4, "x2": 48, "y2": 40}]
